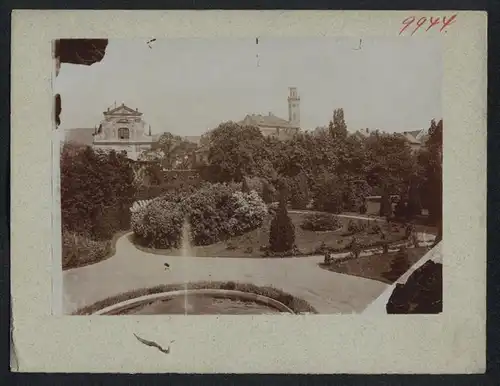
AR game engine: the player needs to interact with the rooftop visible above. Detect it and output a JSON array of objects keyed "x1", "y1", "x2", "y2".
[{"x1": 239, "y1": 113, "x2": 298, "y2": 129}]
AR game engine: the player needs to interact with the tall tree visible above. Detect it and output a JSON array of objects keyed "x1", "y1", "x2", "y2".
[
  {"x1": 153, "y1": 132, "x2": 196, "y2": 170},
  {"x1": 329, "y1": 108, "x2": 348, "y2": 141},
  {"x1": 205, "y1": 122, "x2": 274, "y2": 182},
  {"x1": 363, "y1": 132, "x2": 417, "y2": 218},
  {"x1": 269, "y1": 186, "x2": 296, "y2": 252},
  {"x1": 418, "y1": 119, "x2": 443, "y2": 243},
  {"x1": 60, "y1": 145, "x2": 136, "y2": 239}
]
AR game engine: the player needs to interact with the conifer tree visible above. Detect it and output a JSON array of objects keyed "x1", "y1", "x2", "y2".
[{"x1": 269, "y1": 185, "x2": 295, "y2": 252}]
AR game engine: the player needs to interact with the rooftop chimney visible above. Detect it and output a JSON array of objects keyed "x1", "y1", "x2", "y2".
[{"x1": 269, "y1": 111, "x2": 272, "y2": 116}]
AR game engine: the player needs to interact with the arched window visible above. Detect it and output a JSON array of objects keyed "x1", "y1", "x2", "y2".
[{"x1": 118, "y1": 127, "x2": 130, "y2": 139}]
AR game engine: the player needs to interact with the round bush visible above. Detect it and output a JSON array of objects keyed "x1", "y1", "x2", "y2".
[{"x1": 131, "y1": 183, "x2": 268, "y2": 248}]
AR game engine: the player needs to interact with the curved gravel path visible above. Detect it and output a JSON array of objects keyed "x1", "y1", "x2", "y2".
[{"x1": 63, "y1": 232, "x2": 392, "y2": 315}]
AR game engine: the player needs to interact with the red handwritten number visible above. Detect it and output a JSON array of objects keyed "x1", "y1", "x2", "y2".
[
  {"x1": 426, "y1": 17, "x2": 440, "y2": 31},
  {"x1": 400, "y1": 14, "x2": 457, "y2": 35},
  {"x1": 399, "y1": 16, "x2": 415, "y2": 35},
  {"x1": 411, "y1": 17, "x2": 427, "y2": 35},
  {"x1": 441, "y1": 14, "x2": 457, "y2": 32}
]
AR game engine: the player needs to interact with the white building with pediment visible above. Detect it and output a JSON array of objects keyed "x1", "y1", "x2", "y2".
[{"x1": 92, "y1": 103, "x2": 155, "y2": 160}]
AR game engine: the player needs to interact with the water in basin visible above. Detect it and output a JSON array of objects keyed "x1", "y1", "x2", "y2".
[{"x1": 126, "y1": 294, "x2": 281, "y2": 315}]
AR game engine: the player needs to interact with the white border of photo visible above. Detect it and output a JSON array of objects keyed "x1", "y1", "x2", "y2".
[{"x1": 11, "y1": 10, "x2": 486, "y2": 373}]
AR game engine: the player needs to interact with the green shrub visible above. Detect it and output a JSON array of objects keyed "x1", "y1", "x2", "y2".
[
  {"x1": 346, "y1": 219, "x2": 367, "y2": 235},
  {"x1": 301, "y1": 213, "x2": 340, "y2": 231},
  {"x1": 269, "y1": 201, "x2": 296, "y2": 253},
  {"x1": 131, "y1": 198, "x2": 184, "y2": 248},
  {"x1": 368, "y1": 223, "x2": 382, "y2": 235},
  {"x1": 62, "y1": 230, "x2": 111, "y2": 270},
  {"x1": 131, "y1": 183, "x2": 268, "y2": 248}
]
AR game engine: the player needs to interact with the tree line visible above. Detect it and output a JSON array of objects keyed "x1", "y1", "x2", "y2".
[{"x1": 197, "y1": 110, "x2": 443, "y2": 236}]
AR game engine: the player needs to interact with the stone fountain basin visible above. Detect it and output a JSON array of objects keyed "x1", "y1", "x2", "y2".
[{"x1": 92, "y1": 289, "x2": 296, "y2": 315}]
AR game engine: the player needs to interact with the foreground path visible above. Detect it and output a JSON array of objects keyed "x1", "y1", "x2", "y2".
[{"x1": 63, "y1": 233, "x2": 390, "y2": 315}]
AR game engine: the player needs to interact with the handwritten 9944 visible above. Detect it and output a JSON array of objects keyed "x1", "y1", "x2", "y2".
[{"x1": 399, "y1": 14, "x2": 457, "y2": 36}]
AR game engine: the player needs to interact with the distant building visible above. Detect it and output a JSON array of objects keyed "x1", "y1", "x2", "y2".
[
  {"x1": 398, "y1": 129, "x2": 429, "y2": 152},
  {"x1": 92, "y1": 103, "x2": 155, "y2": 160},
  {"x1": 238, "y1": 87, "x2": 301, "y2": 140},
  {"x1": 352, "y1": 127, "x2": 428, "y2": 152}
]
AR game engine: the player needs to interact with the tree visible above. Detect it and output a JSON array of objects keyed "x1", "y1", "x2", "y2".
[
  {"x1": 329, "y1": 108, "x2": 348, "y2": 141},
  {"x1": 269, "y1": 188, "x2": 296, "y2": 252},
  {"x1": 60, "y1": 145, "x2": 136, "y2": 240},
  {"x1": 418, "y1": 119, "x2": 443, "y2": 243},
  {"x1": 153, "y1": 132, "x2": 196, "y2": 170},
  {"x1": 312, "y1": 172, "x2": 345, "y2": 213},
  {"x1": 289, "y1": 171, "x2": 310, "y2": 209},
  {"x1": 205, "y1": 122, "x2": 274, "y2": 182},
  {"x1": 379, "y1": 193, "x2": 392, "y2": 218},
  {"x1": 363, "y1": 132, "x2": 417, "y2": 218},
  {"x1": 406, "y1": 176, "x2": 422, "y2": 220}
]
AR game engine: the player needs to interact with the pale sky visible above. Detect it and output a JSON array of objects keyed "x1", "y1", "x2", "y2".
[{"x1": 55, "y1": 37, "x2": 442, "y2": 135}]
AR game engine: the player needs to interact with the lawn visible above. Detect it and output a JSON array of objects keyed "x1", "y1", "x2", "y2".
[
  {"x1": 131, "y1": 211, "x2": 416, "y2": 258},
  {"x1": 320, "y1": 247, "x2": 430, "y2": 284}
]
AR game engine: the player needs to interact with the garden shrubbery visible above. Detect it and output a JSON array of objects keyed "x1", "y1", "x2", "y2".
[
  {"x1": 300, "y1": 213, "x2": 340, "y2": 232},
  {"x1": 345, "y1": 219, "x2": 368, "y2": 235},
  {"x1": 62, "y1": 230, "x2": 111, "y2": 270},
  {"x1": 60, "y1": 144, "x2": 136, "y2": 269},
  {"x1": 131, "y1": 183, "x2": 268, "y2": 248}
]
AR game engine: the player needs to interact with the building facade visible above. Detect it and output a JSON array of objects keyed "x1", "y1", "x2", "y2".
[
  {"x1": 238, "y1": 87, "x2": 301, "y2": 140},
  {"x1": 92, "y1": 103, "x2": 155, "y2": 160}
]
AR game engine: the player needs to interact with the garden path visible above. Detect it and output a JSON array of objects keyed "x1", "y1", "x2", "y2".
[{"x1": 63, "y1": 231, "x2": 390, "y2": 315}]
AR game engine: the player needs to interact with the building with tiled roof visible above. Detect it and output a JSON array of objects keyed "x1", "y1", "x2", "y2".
[
  {"x1": 398, "y1": 129, "x2": 428, "y2": 152},
  {"x1": 238, "y1": 87, "x2": 301, "y2": 140}
]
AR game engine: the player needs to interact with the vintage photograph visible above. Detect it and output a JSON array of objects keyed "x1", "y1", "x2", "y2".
[{"x1": 56, "y1": 37, "x2": 443, "y2": 316}]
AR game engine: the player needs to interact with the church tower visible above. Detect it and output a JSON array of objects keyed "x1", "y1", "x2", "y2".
[{"x1": 287, "y1": 87, "x2": 300, "y2": 128}]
